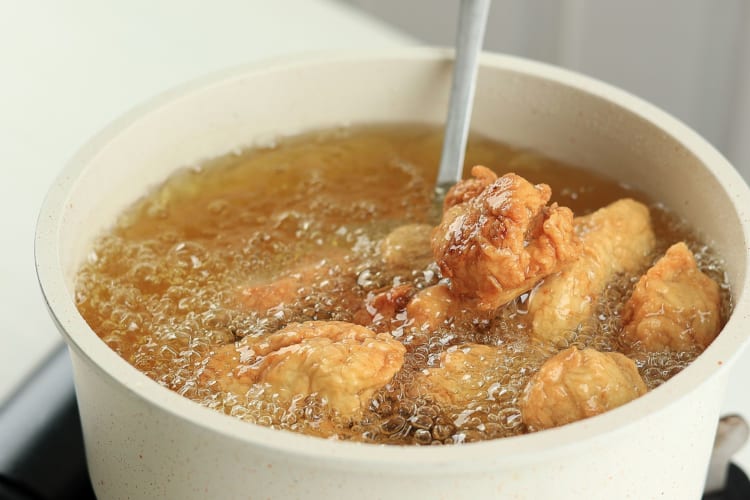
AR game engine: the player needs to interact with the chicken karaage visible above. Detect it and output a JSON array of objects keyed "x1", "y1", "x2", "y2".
[
  {"x1": 202, "y1": 321, "x2": 405, "y2": 418},
  {"x1": 520, "y1": 346, "x2": 647, "y2": 430},
  {"x1": 621, "y1": 242, "x2": 721, "y2": 352},
  {"x1": 432, "y1": 167, "x2": 580, "y2": 311},
  {"x1": 405, "y1": 284, "x2": 460, "y2": 332},
  {"x1": 528, "y1": 198, "x2": 655, "y2": 343},
  {"x1": 412, "y1": 343, "x2": 506, "y2": 407}
]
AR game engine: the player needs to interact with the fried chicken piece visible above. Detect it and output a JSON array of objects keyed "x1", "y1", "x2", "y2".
[
  {"x1": 237, "y1": 253, "x2": 343, "y2": 312},
  {"x1": 405, "y1": 284, "x2": 460, "y2": 331},
  {"x1": 238, "y1": 274, "x2": 307, "y2": 312},
  {"x1": 236, "y1": 249, "x2": 371, "y2": 325},
  {"x1": 203, "y1": 321, "x2": 405, "y2": 418},
  {"x1": 432, "y1": 168, "x2": 580, "y2": 310},
  {"x1": 380, "y1": 224, "x2": 434, "y2": 271},
  {"x1": 412, "y1": 344, "x2": 505, "y2": 407},
  {"x1": 528, "y1": 199, "x2": 655, "y2": 343},
  {"x1": 443, "y1": 165, "x2": 498, "y2": 210},
  {"x1": 621, "y1": 242, "x2": 721, "y2": 352},
  {"x1": 520, "y1": 347, "x2": 647, "y2": 431},
  {"x1": 366, "y1": 284, "x2": 415, "y2": 323}
]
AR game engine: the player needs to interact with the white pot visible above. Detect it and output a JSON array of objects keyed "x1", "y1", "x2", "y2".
[{"x1": 36, "y1": 49, "x2": 750, "y2": 499}]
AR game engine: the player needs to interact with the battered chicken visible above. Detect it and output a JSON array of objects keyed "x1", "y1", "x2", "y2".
[
  {"x1": 380, "y1": 224, "x2": 434, "y2": 271},
  {"x1": 237, "y1": 254, "x2": 342, "y2": 312},
  {"x1": 405, "y1": 284, "x2": 460, "y2": 331},
  {"x1": 203, "y1": 321, "x2": 405, "y2": 418},
  {"x1": 442, "y1": 165, "x2": 497, "y2": 210},
  {"x1": 366, "y1": 284, "x2": 415, "y2": 324},
  {"x1": 621, "y1": 242, "x2": 721, "y2": 352},
  {"x1": 238, "y1": 274, "x2": 309, "y2": 312},
  {"x1": 528, "y1": 199, "x2": 655, "y2": 343},
  {"x1": 412, "y1": 344, "x2": 506, "y2": 407},
  {"x1": 236, "y1": 249, "x2": 372, "y2": 326},
  {"x1": 432, "y1": 167, "x2": 580, "y2": 310},
  {"x1": 520, "y1": 347, "x2": 647, "y2": 430}
]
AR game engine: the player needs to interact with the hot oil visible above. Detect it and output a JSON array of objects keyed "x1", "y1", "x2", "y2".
[{"x1": 75, "y1": 124, "x2": 732, "y2": 445}]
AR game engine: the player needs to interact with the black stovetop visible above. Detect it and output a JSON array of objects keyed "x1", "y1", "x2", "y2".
[{"x1": 0, "y1": 346, "x2": 747, "y2": 500}]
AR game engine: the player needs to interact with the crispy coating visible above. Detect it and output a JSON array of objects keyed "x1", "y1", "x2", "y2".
[
  {"x1": 202, "y1": 321, "x2": 405, "y2": 418},
  {"x1": 237, "y1": 254, "x2": 341, "y2": 312},
  {"x1": 380, "y1": 224, "x2": 434, "y2": 271},
  {"x1": 520, "y1": 347, "x2": 647, "y2": 430},
  {"x1": 621, "y1": 242, "x2": 721, "y2": 352},
  {"x1": 238, "y1": 274, "x2": 306, "y2": 312},
  {"x1": 529, "y1": 199, "x2": 655, "y2": 343},
  {"x1": 366, "y1": 284, "x2": 415, "y2": 323},
  {"x1": 412, "y1": 344, "x2": 505, "y2": 407},
  {"x1": 432, "y1": 168, "x2": 580, "y2": 310},
  {"x1": 443, "y1": 165, "x2": 498, "y2": 210},
  {"x1": 236, "y1": 250, "x2": 372, "y2": 325},
  {"x1": 405, "y1": 284, "x2": 460, "y2": 331}
]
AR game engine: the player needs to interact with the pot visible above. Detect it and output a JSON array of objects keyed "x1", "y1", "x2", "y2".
[{"x1": 36, "y1": 48, "x2": 750, "y2": 499}]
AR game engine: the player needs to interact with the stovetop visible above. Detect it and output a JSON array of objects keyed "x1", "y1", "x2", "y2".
[{"x1": 0, "y1": 347, "x2": 747, "y2": 500}]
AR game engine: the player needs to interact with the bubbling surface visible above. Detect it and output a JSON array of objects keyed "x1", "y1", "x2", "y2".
[{"x1": 75, "y1": 124, "x2": 731, "y2": 444}]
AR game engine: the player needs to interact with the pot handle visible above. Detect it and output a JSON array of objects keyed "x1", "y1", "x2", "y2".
[{"x1": 704, "y1": 414, "x2": 749, "y2": 494}]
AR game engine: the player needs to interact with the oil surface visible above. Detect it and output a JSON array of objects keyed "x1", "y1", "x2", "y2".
[{"x1": 75, "y1": 124, "x2": 731, "y2": 444}]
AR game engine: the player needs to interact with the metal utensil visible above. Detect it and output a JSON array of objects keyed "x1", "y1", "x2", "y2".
[{"x1": 435, "y1": 0, "x2": 491, "y2": 201}]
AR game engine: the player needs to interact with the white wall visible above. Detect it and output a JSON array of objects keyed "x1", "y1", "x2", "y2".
[{"x1": 340, "y1": 0, "x2": 750, "y2": 179}]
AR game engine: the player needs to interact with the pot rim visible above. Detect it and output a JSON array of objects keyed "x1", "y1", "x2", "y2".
[{"x1": 35, "y1": 47, "x2": 750, "y2": 471}]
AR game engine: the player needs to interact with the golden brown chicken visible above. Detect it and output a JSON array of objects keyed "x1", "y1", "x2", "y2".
[
  {"x1": 236, "y1": 249, "x2": 373, "y2": 326},
  {"x1": 432, "y1": 167, "x2": 580, "y2": 310},
  {"x1": 411, "y1": 344, "x2": 506, "y2": 407},
  {"x1": 366, "y1": 284, "x2": 415, "y2": 325},
  {"x1": 528, "y1": 198, "x2": 655, "y2": 343},
  {"x1": 442, "y1": 165, "x2": 497, "y2": 210},
  {"x1": 520, "y1": 347, "x2": 647, "y2": 430},
  {"x1": 202, "y1": 321, "x2": 405, "y2": 418},
  {"x1": 237, "y1": 253, "x2": 343, "y2": 312},
  {"x1": 238, "y1": 273, "x2": 309, "y2": 312},
  {"x1": 621, "y1": 242, "x2": 721, "y2": 352},
  {"x1": 405, "y1": 284, "x2": 460, "y2": 332},
  {"x1": 380, "y1": 223, "x2": 434, "y2": 271}
]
